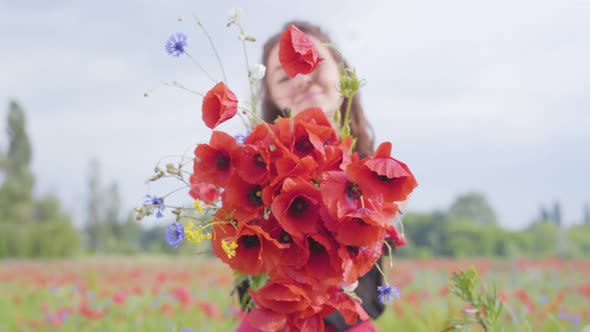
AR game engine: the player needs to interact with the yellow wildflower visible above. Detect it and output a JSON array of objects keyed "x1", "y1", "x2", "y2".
[
  {"x1": 184, "y1": 222, "x2": 212, "y2": 244},
  {"x1": 192, "y1": 199, "x2": 204, "y2": 214},
  {"x1": 222, "y1": 239, "x2": 238, "y2": 259}
]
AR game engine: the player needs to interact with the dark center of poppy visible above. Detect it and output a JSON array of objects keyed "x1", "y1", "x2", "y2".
[
  {"x1": 308, "y1": 238, "x2": 325, "y2": 255},
  {"x1": 253, "y1": 153, "x2": 266, "y2": 168},
  {"x1": 247, "y1": 185, "x2": 263, "y2": 206},
  {"x1": 345, "y1": 182, "x2": 362, "y2": 200},
  {"x1": 295, "y1": 135, "x2": 314, "y2": 155},
  {"x1": 289, "y1": 196, "x2": 308, "y2": 217},
  {"x1": 279, "y1": 230, "x2": 292, "y2": 244},
  {"x1": 215, "y1": 153, "x2": 230, "y2": 170},
  {"x1": 241, "y1": 235, "x2": 260, "y2": 248},
  {"x1": 347, "y1": 246, "x2": 360, "y2": 258},
  {"x1": 376, "y1": 174, "x2": 395, "y2": 183},
  {"x1": 353, "y1": 218, "x2": 368, "y2": 226}
]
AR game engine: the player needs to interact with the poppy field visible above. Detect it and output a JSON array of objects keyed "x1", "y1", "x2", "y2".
[{"x1": 1, "y1": 257, "x2": 588, "y2": 332}]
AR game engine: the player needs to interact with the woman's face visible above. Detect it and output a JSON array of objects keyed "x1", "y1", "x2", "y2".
[{"x1": 265, "y1": 35, "x2": 343, "y2": 117}]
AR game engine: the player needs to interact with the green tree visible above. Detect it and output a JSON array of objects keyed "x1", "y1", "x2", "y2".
[
  {"x1": 85, "y1": 158, "x2": 106, "y2": 252},
  {"x1": 448, "y1": 192, "x2": 497, "y2": 225},
  {"x1": 0, "y1": 101, "x2": 80, "y2": 258},
  {"x1": 0, "y1": 101, "x2": 34, "y2": 224}
]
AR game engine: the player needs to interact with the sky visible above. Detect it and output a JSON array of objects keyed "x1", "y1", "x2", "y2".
[{"x1": 0, "y1": 0, "x2": 589, "y2": 230}]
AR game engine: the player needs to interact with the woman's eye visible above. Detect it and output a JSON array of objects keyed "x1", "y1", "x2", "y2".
[{"x1": 278, "y1": 76, "x2": 289, "y2": 84}]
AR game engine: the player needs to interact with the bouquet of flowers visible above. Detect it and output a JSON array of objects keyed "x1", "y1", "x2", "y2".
[{"x1": 138, "y1": 10, "x2": 418, "y2": 331}]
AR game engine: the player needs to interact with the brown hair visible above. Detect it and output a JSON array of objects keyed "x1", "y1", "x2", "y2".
[{"x1": 260, "y1": 20, "x2": 375, "y2": 158}]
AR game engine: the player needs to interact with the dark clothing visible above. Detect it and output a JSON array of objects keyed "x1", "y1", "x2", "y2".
[{"x1": 323, "y1": 259, "x2": 385, "y2": 330}]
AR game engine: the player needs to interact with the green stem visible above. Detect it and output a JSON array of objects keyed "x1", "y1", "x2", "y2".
[
  {"x1": 343, "y1": 95, "x2": 353, "y2": 135},
  {"x1": 236, "y1": 23, "x2": 257, "y2": 116},
  {"x1": 161, "y1": 81, "x2": 204, "y2": 97},
  {"x1": 194, "y1": 15, "x2": 227, "y2": 82},
  {"x1": 373, "y1": 259, "x2": 389, "y2": 285},
  {"x1": 184, "y1": 51, "x2": 217, "y2": 83}
]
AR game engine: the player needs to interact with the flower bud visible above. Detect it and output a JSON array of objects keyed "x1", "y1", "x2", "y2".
[{"x1": 166, "y1": 163, "x2": 180, "y2": 175}]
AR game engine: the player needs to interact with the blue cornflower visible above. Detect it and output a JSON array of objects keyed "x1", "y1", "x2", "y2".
[
  {"x1": 179, "y1": 329, "x2": 195, "y2": 332},
  {"x1": 165, "y1": 33, "x2": 187, "y2": 56},
  {"x1": 165, "y1": 222, "x2": 185, "y2": 248},
  {"x1": 377, "y1": 285, "x2": 401, "y2": 304},
  {"x1": 144, "y1": 194, "x2": 165, "y2": 218},
  {"x1": 234, "y1": 129, "x2": 252, "y2": 145}
]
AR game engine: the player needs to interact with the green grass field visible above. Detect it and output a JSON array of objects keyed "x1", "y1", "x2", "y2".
[{"x1": 1, "y1": 257, "x2": 588, "y2": 331}]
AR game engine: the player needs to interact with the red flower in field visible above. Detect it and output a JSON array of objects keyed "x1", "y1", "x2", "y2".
[
  {"x1": 79, "y1": 302, "x2": 103, "y2": 320},
  {"x1": 232, "y1": 144, "x2": 270, "y2": 185},
  {"x1": 197, "y1": 300, "x2": 222, "y2": 320},
  {"x1": 171, "y1": 286, "x2": 193, "y2": 307},
  {"x1": 271, "y1": 177, "x2": 322, "y2": 242},
  {"x1": 201, "y1": 81, "x2": 238, "y2": 129},
  {"x1": 279, "y1": 24, "x2": 323, "y2": 78},
  {"x1": 347, "y1": 142, "x2": 418, "y2": 202},
  {"x1": 188, "y1": 175, "x2": 221, "y2": 204},
  {"x1": 112, "y1": 290, "x2": 128, "y2": 305},
  {"x1": 193, "y1": 131, "x2": 238, "y2": 187},
  {"x1": 222, "y1": 174, "x2": 266, "y2": 221}
]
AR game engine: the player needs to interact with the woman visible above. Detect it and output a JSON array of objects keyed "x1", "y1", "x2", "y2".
[{"x1": 236, "y1": 21, "x2": 384, "y2": 332}]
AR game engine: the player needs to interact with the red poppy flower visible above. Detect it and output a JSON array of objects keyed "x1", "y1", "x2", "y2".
[
  {"x1": 193, "y1": 131, "x2": 238, "y2": 187},
  {"x1": 188, "y1": 174, "x2": 221, "y2": 204},
  {"x1": 338, "y1": 241, "x2": 383, "y2": 284},
  {"x1": 202, "y1": 81, "x2": 238, "y2": 129},
  {"x1": 245, "y1": 308, "x2": 288, "y2": 332},
  {"x1": 232, "y1": 144, "x2": 270, "y2": 185},
  {"x1": 321, "y1": 171, "x2": 360, "y2": 220},
  {"x1": 271, "y1": 177, "x2": 322, "y2": 242},
  {"x1": 279, "y1": 232, "x2": 344, "y2": 287},
  {"x1": 249, "y1": 281, "x2": 312, "y2": 315},
  {"x1": 385, "y1": 224, "x2": 408, "y2": 247},
  {"x1": 293, "y1": 107, "x2": 334, "y2": 128},
  {"x1": 294, "y1": 314, "x2": 325, "y2": 332},
  {"x1": 346, "y1": 142, "x2": 418, "y2": 202},
  {"x1": 321, "y1": 135, "x2": 354, "y2": 173},
  {"x1": 279, "y1": 24, "x2": 323, "y2": 78},
  {"x1": 273, "y1": 117, "x2": 335, "y2": 163},
  {"x1": 260, "y1": 216, "x2": 310, "y2": 270},
  {"x1": 262, "y1": 156, "x2": 318, "y2": 206},
  {"x1": 222, "y1": 174, "x2": 266, "y2": 222},
  {"x1": 328, "y1": 292, "x2": 369, "y2": 326},
  {"x1": 321, "y1": 170, "x2": 392, "y2": 224},
  {"x1": 333, "y1": 210, "x2": 385, "y2": 247},
  {"x1": 211, "y1": 220, "x2": 285, "y2": 275}
]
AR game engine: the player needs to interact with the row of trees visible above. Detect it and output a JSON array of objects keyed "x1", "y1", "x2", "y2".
[
  {"x1": 0, "y1": 101, "x2": 80, "y2": 257},
  {"x1": 0, "y1": 101, "x2": 192, "y2": 258},
  {"x1": 398, "y1": 193, "x2": 590, "y2": 258}
]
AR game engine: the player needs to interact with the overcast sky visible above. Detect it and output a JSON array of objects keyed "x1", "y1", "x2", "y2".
[{"x1": 1, "y1": 0, "x2": 589, "y2": 230}]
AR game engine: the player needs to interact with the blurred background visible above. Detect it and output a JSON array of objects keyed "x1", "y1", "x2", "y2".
[{"x1": 1, "y1": 0, "x2": 589, "y2": 331}]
